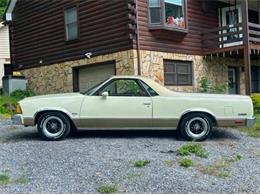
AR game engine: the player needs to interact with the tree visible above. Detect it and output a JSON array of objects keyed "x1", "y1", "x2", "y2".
[{"x1": 0, "y1": 0, "x2": 8, "y2": 19}]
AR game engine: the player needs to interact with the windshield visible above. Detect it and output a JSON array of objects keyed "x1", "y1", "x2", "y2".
[{"x1": 83, "y1": 78, "x2": 109, "y2": 95}]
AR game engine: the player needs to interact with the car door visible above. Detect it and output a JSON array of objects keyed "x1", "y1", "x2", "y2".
[{"x1": 78, "y1": 79, "x2": 153, "y2": 128}]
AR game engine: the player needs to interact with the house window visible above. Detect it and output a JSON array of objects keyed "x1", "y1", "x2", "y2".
[
  {"x1": 148, "y1": 0, "x2": 187, "y2": 30},
  {"x1": 64, "y1": 7, "x2": 78, "y2": 41},
  {"x1": 164, "y1": 60, "x2": 192, "y2": 86},
  {"x1": 149, "y1": 0, "x2": 162, "y2": 24}
]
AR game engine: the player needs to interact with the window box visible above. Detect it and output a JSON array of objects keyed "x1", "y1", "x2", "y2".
[{"x1": 148, "y1": 0, "x2": 188, "y2": 33}]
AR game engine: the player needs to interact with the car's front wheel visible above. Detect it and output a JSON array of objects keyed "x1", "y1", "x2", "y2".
[
  {"x1": 37, "y1": 112, "x2": 71, "y2": 141},
  {"x1": 179, "y1": 113, "x2": 212, "y2": 141}
]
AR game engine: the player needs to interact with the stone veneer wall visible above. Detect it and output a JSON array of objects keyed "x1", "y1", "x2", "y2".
[
  {"x1": 21, "y1": 49, "x2": 255, "y2": 95},
  {"x1": 138, "y1": 50, "x2": 230, "y2": 93},
  {"x1": 21, "y1": 50, "x2": 137, "y2": 94}
]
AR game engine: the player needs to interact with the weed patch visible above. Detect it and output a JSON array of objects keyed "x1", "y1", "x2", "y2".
[
  {"x1": 0, "y1": 174, "x2": 11, "y2": 185},
  {"x1": 164, "y1": 160, "x2": 174, "y2": 167},
  {"x1": 97, "y1": 184, "x2": 118, "y2": 194},
  {"x1": 134, "y1": 160, "x2": 150, "y2": 168},
  {"x1": 178, "y1": 158, "x2": 193, "y2": 168},
  {"x1": 177, "y1": 143, "x2": 209, "y2": 158},
  {"x1": 126, "y1": 171, "x2": 144, "y2": 183},
  {"x1": 14, "y1": 176, "x2": 30, "y2": 184},
  {"x1": 197, "y1": 155, "x2": 240, "y2": 178}
]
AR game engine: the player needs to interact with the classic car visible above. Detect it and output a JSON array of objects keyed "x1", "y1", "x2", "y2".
[{"x1": 12, "y1": 76, "x2": 255, "y2": 141}]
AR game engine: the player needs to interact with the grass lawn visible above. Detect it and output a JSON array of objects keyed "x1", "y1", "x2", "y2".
[{"x1": 239, "y1": 114, "x2": 260, "y2": 138}]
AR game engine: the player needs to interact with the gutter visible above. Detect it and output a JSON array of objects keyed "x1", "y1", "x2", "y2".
[{"x1": 135, "y1": 0, "x2": 141, "y2": 76}]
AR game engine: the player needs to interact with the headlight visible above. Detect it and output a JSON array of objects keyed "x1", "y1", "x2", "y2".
[{"x1": 15, "y1": 104, "x2": 23, "y2": 114}]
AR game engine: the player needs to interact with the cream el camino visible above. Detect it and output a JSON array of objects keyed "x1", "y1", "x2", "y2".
[{"x1": 12, "y1": 76, "x2": 255, "y2": 141}]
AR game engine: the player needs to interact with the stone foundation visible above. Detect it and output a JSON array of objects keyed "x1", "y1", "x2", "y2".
[
  {"x1": 137, "y1": 50, "x2": 230, "y2": 93},
  {"x1": 20, "y1": 49, "x2": 253, "y2": 95},
  {"x1": 21, "y1": 50, "x2": 136, "y2": 94}
]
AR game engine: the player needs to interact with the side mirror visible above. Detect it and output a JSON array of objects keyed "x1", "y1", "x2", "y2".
[{"x1": 101, "y1": 91, "x2": 109, "y2": 98}]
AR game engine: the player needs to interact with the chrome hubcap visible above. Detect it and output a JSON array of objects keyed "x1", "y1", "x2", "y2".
[
  {"x1": 42, "y1": 116, "x2": 64, "y2": 137},
  {"x1": 186, "y1": 117, "x2": 208, "y2": 138}
]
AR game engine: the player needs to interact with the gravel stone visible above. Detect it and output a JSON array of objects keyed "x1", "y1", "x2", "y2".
[{"x1": 0, "y1": 119, "x2": 259, "y2": 193}]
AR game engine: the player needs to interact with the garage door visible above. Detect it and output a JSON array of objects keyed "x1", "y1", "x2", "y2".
[{"x1": 78, "y1": 63, "x2": 115, "y2": 92}]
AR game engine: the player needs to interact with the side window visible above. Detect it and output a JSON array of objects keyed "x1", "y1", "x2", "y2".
[
  {"x1": 97, "y1": 79, "x2": 148, "y2": 97},
  {"x1": 64, "y1": 6, "x2": 79, "y2": 41},
  {"x1": 140, "y1": 81, "x2": 159, "y2": 96}
]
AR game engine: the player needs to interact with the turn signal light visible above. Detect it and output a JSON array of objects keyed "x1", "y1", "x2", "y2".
[{"x1": 15, "y1": 104, "x2": 22, "y2": 114}]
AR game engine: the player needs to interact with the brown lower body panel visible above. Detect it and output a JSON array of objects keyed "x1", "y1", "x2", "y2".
[
  {"x1": 23, "y1": 117, "x2": 35, "y2": 126},
  {"x1": 73, "y1": 118, "x2": 179, "y2": 129},
  {"x1": 217, "y1": 118, "x2": 247, "y2": 127}
]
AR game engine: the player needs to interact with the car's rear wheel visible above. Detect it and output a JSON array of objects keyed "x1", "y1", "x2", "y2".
[
  {"x1": 179, "y1": 113, "x2": 212, "y2": 141},
  {"x1": 37, "y1": 112, "x2": 71, "y2": 141}
]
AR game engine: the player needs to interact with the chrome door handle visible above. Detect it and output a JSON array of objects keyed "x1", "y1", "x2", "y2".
[{"x1": 143, "y1": 103, "x2": 151, "y2": 106}]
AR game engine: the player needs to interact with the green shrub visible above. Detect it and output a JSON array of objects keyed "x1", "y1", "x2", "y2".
[
  {"x1": 199, "y1": 77, "x2": 229, "y2": 94},
  {"x1": 199, "y1": 77, "x2": 210, "y2": 93},
  {"x1": 0, "y1": 96, "x2": 18, "y2": 115},
  {"x1": 10, "y1": 90, "x2": 36, "y2": 100},
  {"x1": 211, "y1": 83, "x2": 229, "y2": 94},
  {"x1": 251, "y1": 94, "x2": 260, "y2": 114}
]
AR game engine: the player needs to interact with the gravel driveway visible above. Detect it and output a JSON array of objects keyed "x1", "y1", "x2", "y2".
[{"x1": 0, "y1": 118, "x2": 260, "y2": 194}]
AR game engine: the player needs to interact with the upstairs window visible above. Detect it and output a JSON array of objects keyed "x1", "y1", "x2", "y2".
[
  {"x1": 148, "y1": 0, "x2": 187, "y2": 30},
  {"x1": 164, "y1": 60, "x2": 192, "y2": 86},
  {"x1": 64, "y1": 7, "x2": 79, "y2": 41},
  {"x1": 149, "y1": 0, "x2": 162, "y2": 24}
]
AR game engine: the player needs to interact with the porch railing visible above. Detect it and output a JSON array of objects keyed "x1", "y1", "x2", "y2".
[
  {"x1": 203, "y1": 23, "x2": 243, "y2": 49},
  {"x1": 249, "y1": 22, "x2": 260, "y2": 44},
  {"x1": 203, "y1": 22, "x2": 260, "y2": 49}
]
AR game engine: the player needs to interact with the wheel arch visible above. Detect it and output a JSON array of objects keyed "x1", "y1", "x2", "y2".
[
  {"x1": 177, "y1": 109, "x2": 218, "y2": 128},
  {"x1": 34, "y1": 109, "x2": 77, "y2": 130}
]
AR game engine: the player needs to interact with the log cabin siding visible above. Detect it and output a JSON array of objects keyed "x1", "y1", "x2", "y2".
[
  {"x1": 10, "y1": 0, "x2": 132, "y2": 69},
  {"x1": 137, "y1": 0, "x2": 220, "y2": 54}
]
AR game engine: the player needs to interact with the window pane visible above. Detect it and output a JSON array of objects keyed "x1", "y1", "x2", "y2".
[
  {"x1": 164, "y1": 64, "x2": 175, "y2": 73},
  {"x1": 177, "y1": 63, "x2": 190, "y2": 73},
  {"x1": 150, "y1": 8, "x2": 161, "y2": 24},
  {"x1": 65, "y1": 7, "x2": 77, "y2": 24},
  {"x1": 149, "y1": 0, "x2": 160, "y2": 7},
  {"x1": 165, "y1": 74, "x2": 176, "y2": 85},
  {"x1": 100, "y1": 80, "x2": 147, "y2": 96},
  {"x1": 165, "y1": 0, "x2": 185, "y2": 28},
  {"x1": 177, "y1": 74, "x2": 191, "y2": 85},
  {"x1": 67, "y1": 23, "x2": 78, "y2": 41},
  {"x1": 65, "y1": 7, "x2": 78, "y2": 41},
  {"x1": 140, "y1": 80, "x2": 159, "y2": 96}
]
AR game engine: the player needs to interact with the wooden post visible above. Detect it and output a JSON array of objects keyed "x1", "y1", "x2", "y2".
[{"x1": 242, "y1": 0, "x2": 251, "y2": 95}]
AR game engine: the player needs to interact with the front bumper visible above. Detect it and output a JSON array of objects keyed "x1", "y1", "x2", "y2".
[
  {"x1": 246, "y1": 117, "x2": 256, "y2": 127},
  {"x1": 11, "y1": 114, "x2": 24, "y2": 125}
]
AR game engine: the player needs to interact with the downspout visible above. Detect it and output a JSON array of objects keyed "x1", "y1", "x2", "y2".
[{"x1": 135, "y1": 0, "x2": 141, "y2": 76}]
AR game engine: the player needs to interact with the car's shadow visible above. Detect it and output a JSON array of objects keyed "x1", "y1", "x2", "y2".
[{"x1": 0, "y1": 127, "x2": 241, "y2": 142}]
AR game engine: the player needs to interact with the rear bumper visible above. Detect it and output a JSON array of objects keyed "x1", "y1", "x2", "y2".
[
  {"x1": 11, "y1": 114, "x2": 24, "y2": 125},
  {"x1": 246, "y1": 117, "x2": 256, "y2": 127}
]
